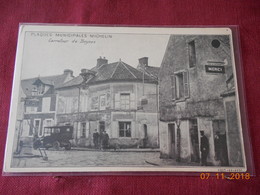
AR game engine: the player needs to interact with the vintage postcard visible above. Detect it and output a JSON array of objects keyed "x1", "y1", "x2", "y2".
[{"x1": 3, "y1": 25, "x2": 247, "y2": 173}]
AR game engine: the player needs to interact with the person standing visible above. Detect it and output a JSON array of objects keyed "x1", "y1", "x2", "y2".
[
  {"x1": 103, "y1": 131, "x2": 109, "y2": 149},
  {"x1": 200, "y1": 131, "x2": 209, "y2": 166},
  {"x1": 214, "y1": 131, "x2": 221, "y2": 161},
  {"x1": 93, "y1": 129, "x2": 99, "y2": 149}
]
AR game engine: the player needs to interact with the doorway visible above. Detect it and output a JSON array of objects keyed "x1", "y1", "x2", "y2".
[
  {"x1": 212, "y1": 120, "x2": 229, "y2": 166},
  {"x1": 143, "y1": 124, "x2": 148, "y2": 148},
  {"x1": 168, "y1": 124, "x2": 175, "y2": 159},
  {"x1": 34, "y1": 119, "x2": 41, "y2": 136},
  {"x1": 189, "y1": 119, "x2": 200, "y2": 163},
  {"x1": 99, "y1": 121, "x2": 105, "y2": 133}
]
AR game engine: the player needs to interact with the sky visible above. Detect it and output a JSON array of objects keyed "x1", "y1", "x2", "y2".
[{"x1": 21, "y1": 31, "x2": 170, "y2": 79}]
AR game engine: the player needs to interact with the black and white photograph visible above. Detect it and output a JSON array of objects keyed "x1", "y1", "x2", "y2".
[{"x1": 4, "y1": 25, "x2": 246, "y2": 173}]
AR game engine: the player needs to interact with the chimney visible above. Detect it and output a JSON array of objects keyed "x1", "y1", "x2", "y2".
[
  {"x1": 81, "y1": 69, "x2": 87, "y2": 74},
  {"x1": 64, "y1": 69, "x2": 73, "y2": 76},
  {"x1": 97, "y1": 56, "x2": 108, "y2": 68},
  {"x1": 139, "y1": 57, "x2": 148, "y2": 67},
  {"x1": 80, "y1": 69, "x2": 96, "y2": 81}
]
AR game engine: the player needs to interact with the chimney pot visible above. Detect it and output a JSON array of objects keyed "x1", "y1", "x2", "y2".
[
  {"x1": 64, "y1": 69, "x2": 73, "y2": 76},
  {"x1": 81, "y1": 69, "x2": 87, "y2": 73},
  {"x1": 97, "y1": 56, "x2": 108, "y2": 67},
  {"x1": 139, "y1": 57, "x2": 148, "y2": 67}
]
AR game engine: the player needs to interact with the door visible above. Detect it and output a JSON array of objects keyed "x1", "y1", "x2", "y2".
[
  {"x1": 34, "y1": 119, "x2": 41, "y2": 136},
  {"x1": 143, "y1": 124, "x2": 148, "y2": 148},
  {"x1": 99, "y1": 121, "x2": 105, "y2": 133},
  {"x1": 168, "y1": 124, "x2": 175, "y2": 159},
  {"x1": 213, "y1": 120, "x2": 229, "y2": 166},
  {"x1": 189, "y1": 119, "x2": 200, "y2": 163}
]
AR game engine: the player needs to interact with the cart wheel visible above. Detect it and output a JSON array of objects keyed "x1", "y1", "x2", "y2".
[
  {"x1": 53, "y1": 141, "x2": 60, "y2": 150},
  {"x1": 65, "y1": 142, "x2": 71, "y2": 150}
]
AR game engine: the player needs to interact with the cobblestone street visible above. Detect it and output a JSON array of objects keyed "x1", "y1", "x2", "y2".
[
  {"x1": 12, "y1": 149, "x2": 199, "y2": 168},
  {"x1": 12, "y1": 149, "x2": 160, "y2": 168}
]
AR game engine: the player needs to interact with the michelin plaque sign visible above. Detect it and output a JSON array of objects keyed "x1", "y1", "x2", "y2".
[{"x1": 205, "y1": 65, "x2": 225, "y2": 74}]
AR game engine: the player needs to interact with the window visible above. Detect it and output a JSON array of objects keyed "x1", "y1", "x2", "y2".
[
  {"x1": 115, "y1": 93, "x2": 135, "y2": 110},
  {"x1": 176, "y1": 73, "x2": 184, "y2": 99},
  {"x1": 188, "y1": 40, "x2": 196, "y2": 68},
  {"x1": 91, "y1": 96, "x2": 99, "y2": 110},
  {"x1": 81, "y1": 122, "x2": 86, "y2": 138},
  {"x1": 34, "y1": 119, "x2": 41, "y2": 136},
  {"x1": 211, "y1": 39, "x2": 220, "y2": 48},
  {"x1": 99, "y1": 94, "x2": 106, "y2": 110},
  {"x1": 41, "y1": 119, "x2": 53, "y2": 136},
  {"x1": 42, "y1": 97, "x2": 51, "y2": 112},
  {"x1": 119, "y1": 122, "x2": 131, "y2": 137},
  {"x1": 171, "y1": 71, "x2": 189, "y2": 100},
  {"x1": 120, "y1": 93, "x2": 130, "y2": 110},
  {"x1": 32, "y1": 87, "x2": 38, "y2": 96},
  {"x1": 80, "y1": 92, "x2": 88, "y2": 112},
  {"x1": 58, "y1": 97, "x2": 66, "y2": 113},
  {"x1": 26, "y1": 106, "x2": 37, "y2": 113},
  {"x1": 38, "y1": 84, "x2": 45, "y2": 95}
]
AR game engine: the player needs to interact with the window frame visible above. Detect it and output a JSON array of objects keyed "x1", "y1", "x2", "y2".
[
  {"x1": 171, "y1": 70, "x2": 190, "y2": 101},
  {"x1": 120, "y1": 93, "x2": 131, "y2": 110},
  {"x1": 119, "y1": 121, "x2": 132, "y2": 138},
  {"x1": 188, "y1": 40, "x2": 196, "y2": 68}
]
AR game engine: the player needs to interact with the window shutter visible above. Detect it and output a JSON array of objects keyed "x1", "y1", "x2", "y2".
[
  {"x1": 115, "y1": 93, "x2": 120, "y2": 109},
  {"x1": 183, "y1": 71, "x2": 189, "y2": 98},
  {"x1": 86, "y1": 122, "x2": 90, "y2": 138},
  {"x1": 130, "y1": 93, "x2": 135, "y2": 109},
  {"x1": 171, "y1": 75, "x2": 176, "y2": 100}
]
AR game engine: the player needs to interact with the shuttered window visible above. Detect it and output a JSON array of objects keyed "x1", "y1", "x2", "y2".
[
  {"x1": 115, "y1": 93, "x2": 135, "y2": 110},
  {"x1": 120, "y1": 93, "x2": 130, "y2": 110},
  {"x1": 172, "y1": 71, "x2": 189, "y2": 101},
  {"x1": 183, "y1": 71, "x2": 189, "y2": 98},
  {"x1": 171, "y1": 75, "x2": 176, "y2": 100}
]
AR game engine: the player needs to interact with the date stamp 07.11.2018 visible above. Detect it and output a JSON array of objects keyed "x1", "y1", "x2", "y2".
[{"x1": 199, "y1": 173, "x2": 251, "y2": 180}]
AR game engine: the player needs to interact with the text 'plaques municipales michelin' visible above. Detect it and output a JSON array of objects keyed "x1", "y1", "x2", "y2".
[{"x1": 205, "y1": 65, "x2": 225, "y2": 74}]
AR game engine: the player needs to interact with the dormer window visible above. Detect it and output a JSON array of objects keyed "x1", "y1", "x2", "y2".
[
  {"x1": 32, "y1": 87, "x2": 38, "y2": 96},
  {"x1": 38, "y1": 84, "x2": 45, "y2": 95}
]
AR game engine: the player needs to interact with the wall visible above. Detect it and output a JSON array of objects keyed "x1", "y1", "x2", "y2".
[
  {"x1": 56, "y1": 81, "x2": 159, "y2": 148},
  {"x1": 159, "y1": 35, "x2": 232, "y2": 121},
  {"x1": 223, "y1": 95, "x2": 244, "y2": 167}
]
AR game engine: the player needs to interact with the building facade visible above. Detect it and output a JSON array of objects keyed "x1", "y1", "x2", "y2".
[
  {"x1": 159, "y1": 35, "x2": 243, "y2": 166},
  {"x1": 18, "y1": 70, "x2": 74, "y2": 138},
  {"x1": 56, "y1": 57, "x2": 159, "y2": 148}
]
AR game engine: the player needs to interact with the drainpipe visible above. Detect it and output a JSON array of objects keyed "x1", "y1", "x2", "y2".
[
  {"x1": 76, "y1": 86, "x2": 81, "y2": 146},
  {"x1": 156, "y1": 83, "x2": 160, "y2": 148}
]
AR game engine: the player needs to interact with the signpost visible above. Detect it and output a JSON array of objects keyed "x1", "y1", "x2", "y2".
[{"x1": 205, "y1": 65, "x2": 225, "y2": 74}]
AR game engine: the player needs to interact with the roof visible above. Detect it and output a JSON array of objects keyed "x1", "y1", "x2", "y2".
[
  {"x1": 58, "y1": 61, "x2": 157, "y2": 89},
  {"x1": 21, "y1": 74, "x2": 69, "y2": 96},
  {"x1": 144, "y1": 66, "x2": 160, "y2": 78},
  {"x1": 56, "y1": 75, "x2": 84, "y2": 89}
]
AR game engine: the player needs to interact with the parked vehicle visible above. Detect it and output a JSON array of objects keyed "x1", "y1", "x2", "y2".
[{"x1": 33, "y1": 125, "x2": 73, "y2": 150}]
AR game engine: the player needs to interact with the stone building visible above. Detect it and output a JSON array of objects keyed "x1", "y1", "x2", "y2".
[
  {"x1": 220, "y1": 74, "x2": 244, "y2": 166},
  {"x1": 19, "y1": 70, "x2": 74, "y2": 138},
  {"x1": 159, "y1": 35, "x2": 243, "y2": 166},
  {"x1": 56, "y1": 57, "x2": 159, "y2": 148}
]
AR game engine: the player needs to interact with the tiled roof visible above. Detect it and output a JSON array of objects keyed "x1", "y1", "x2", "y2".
[
  {"x1": 58, "y1": 61, "x2": 157, "y2": 89},
  {"x1": 89, "y1": 61, "x2": 156, "y2": 83},
  {"x1": 56, "y1": 75, "x2": 84, "y2": 89},
  {"x1": 145, "y1": 66, "x2": 160, "y2": 78},
  {"x1": 21, "y1": 74, "x2": 69, "y2": 96}
]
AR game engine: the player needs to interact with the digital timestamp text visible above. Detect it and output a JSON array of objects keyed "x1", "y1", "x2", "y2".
[{"x1": 200, "y1": 173, "x2": 251, "y2": 180}]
